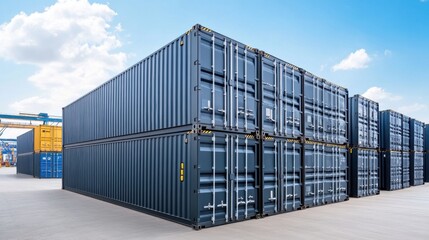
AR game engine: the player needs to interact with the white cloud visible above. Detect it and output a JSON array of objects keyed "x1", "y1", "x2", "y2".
[
  {"x1": 362, "y1": 86, "x2": 402, "y2": 102},
  {"x1": 362, "y1": 86, "x2": 429, "y2": 123},
  {"x1": 0, "y1": 0, "x2": 127, "y2": 116},
  {"x1": 332, "y1": 49, "x2": 371, "y2": 71}
]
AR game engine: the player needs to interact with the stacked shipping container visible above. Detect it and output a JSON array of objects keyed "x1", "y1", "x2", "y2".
[
  {"x1": 379, "y1": 111, "x2": 426, "y2": 190},
  {"x1": 380, "y1": 110, "x2": 403, "y2": 190},
  {"x1": 16, "y1": 126, "x2": 63, "y2": 178},
  {"x1": 63, "y1": 24, "x2": 349, "y2": 229},
  {"x1": 348, "y1": 95, "x2": 379, "y2": 197},
  {"x1": 424, "y1": 125, "x2": 429, "y2": 183}
]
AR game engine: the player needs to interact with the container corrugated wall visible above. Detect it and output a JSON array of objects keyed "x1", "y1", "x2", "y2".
[
  {"x1": 348, "y1": 95, "x2": 379, "y2": 197},
  {"x1": 63, "y1": 26, "x2": 259, "y2": 146},
  {"x1": 16, "y1": 153, "x2": 34, "y2": 176},
  {"x1": 63, "y1": 24, "x2": 350, "y2": 228}
]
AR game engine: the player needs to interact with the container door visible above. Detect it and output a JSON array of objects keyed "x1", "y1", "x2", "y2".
[
  {"x1": 369, "y1": 150, "x2": 379, "y2": 194},
  {"x1": 261, "y1": 57, "x2": 277, "y2": 135},
  {"x1": 262, "y1": 139, "x2": 278, "y2": 215},
  {"x1": 304, "y1": 75, "x2": 323, "y2": 141},
  {"x1": 369, "y1": 101, "x2": 379, "y2": 148},
  {"x1": 198, "y1": 133, "x2": 258, "y2": 227},
  {"x1": 402, "y1": 152, "x2": 409, "y2": 188},
  {"x1": 304, "y1": 143, "x2": 324, "y2": 207},
  {"x1": 280, "y1": 65, "x2": 302, "y2": 138},
  {"x1": 198, "y1": 31, "x2": 257, "y2": 132},
  {"x1": 281, "y1": 141, "x2": 302, "y2": 212}
]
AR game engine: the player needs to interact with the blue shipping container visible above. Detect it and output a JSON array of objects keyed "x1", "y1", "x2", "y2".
[
  {"x1": 349, "y1": 95, "x2": 379, "y2": 148},
  {"x1": 262, "y1": 138, "x2": 302, "y2": 214},
  {"x1": 380, "y1": 110, "x2": 402, "y2": 151},
  {"x1": 380, "y1": 151, "x2": 402, "y2": 191},
  {"x1": 303, "y1": 73, "x2": 348, "y2": 144},
  {"x1": 425, "y1": 124, "x2": 429, "y2": 182},
  {"x1": 350, "y1": 149, "x2": 379, "y2": 197},
  {"x1": 303, "y1": 143, "x2": 348, "y2": 207},
  {"x1": 64, "y1": 131, "x2": 261, "y2": 229}
]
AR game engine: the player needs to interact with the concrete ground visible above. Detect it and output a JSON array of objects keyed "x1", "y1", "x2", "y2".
[{"x1": 0, "y1": 167, "x2": 428, "y2": 240}]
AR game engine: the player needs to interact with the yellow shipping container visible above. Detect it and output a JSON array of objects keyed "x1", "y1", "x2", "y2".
[{"x1": 34, "y1": 125, "x2": 62, "y2": 152}]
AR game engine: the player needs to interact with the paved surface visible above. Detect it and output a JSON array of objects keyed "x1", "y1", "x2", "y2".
[{"x1": 0, "y1": 167, "x2": 428, "y2": 240}]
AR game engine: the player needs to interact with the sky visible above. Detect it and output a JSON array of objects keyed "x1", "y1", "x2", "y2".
[{"x1": 0, "y1": 0, "x2": 428, "y2": 138}]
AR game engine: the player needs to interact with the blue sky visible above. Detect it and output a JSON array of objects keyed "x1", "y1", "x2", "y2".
[{"x1": 0, "y1": 0, "x2": 428, "y2": 138}]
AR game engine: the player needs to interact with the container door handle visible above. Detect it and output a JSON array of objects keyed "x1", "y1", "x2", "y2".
[
  {"x1": 204, "y1": 202, "x2": 214, "y2": 210},
  {"x1": 217, "y1": 200, "x2": 227, "y2": 208}
]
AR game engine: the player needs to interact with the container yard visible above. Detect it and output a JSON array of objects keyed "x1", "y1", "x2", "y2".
[{"x1": 0, "y1": 1, "x2": 428, "y2": 239}]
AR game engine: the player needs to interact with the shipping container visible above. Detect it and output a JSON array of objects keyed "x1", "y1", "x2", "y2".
[
  {"x1": 34, "y1": 125, "x2": 62, "y2": 152},
  {"x1": 302, "y1": 142, "x2": 348, "y2": 207},
  {"x1": 350, "y1": 148, "x2": 379, "y2": 197},
  {"x1": 402, "y1": 152, "x2": 410, "y2": 188},
  {"x1": 380, "y1": 110, "x2": 402, "y2": 151},
  {"x1": 410, "y1": 119, "x2": 424, "y2": 152},
  {"x1": 262, "y1": 138, "x2": 302, "y2": 214},
  {"x1": 380, "y1": 151, "x2": 402, "y2": 191},
  {"x1": 64, "y1": 131, "x2": 262, "y2": 229},
  {"x1": 402, "y1": 116, "x2": 410, "y2": 151},
  {"x1": 63, "y1": 25, "x2": 260, "y2": 145},
  {"x1": 260, "y1": 57, "x2": 302, "y2": 138},
  {"x1": 410, "y1": 152, "x2": 424, "y2": 186},
  {"x1": 33, "y1": 152, "x2": 63, "y2": 178},
  {"x1": 348, "y1": 95, "x2": 379, "y2": 148},
  {"x1": 63, "y1": 24, "x2": 350, "y2": 228},
  {"x1": 303, "y1": 73, "x2": 348, "y2": 144},
  {"x1": 16, "y1": 127, "x2": 62, "y2": 178},
  {"x1": 348, "y1": 95, "x2": 379, "y2": 197},
  {"x1": 425, "y1": 124, "x2": 429, "y2": 182}
]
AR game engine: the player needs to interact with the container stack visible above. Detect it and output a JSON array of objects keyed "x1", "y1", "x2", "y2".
[
  {"x1": 259, "y1": 56, "x2": 303, "y2": 215},
  {"x1": 16, "y1": 126, "x2": 63, "y2": 178},
  {"x1": 410, "y1": 119, "x2": 425, "y2": 186},
  {"x1": 402, "y1": 116, "x2": 411, "y2": 188},
  {"x1": 380, "y1": 110, "x2": 403, "y2": 190},
  {"x1": 300, "y1": 72, "x2": 348, "y2": 208},
  {"x1": 424, "y1": 125, "x2": 429, "y2": 183},
  {"x1": 63, "y1": 24, "x2": 349, "y2": 229},
  {"x1": 348, "y1": 95, "x2": 379, "y2": 197}
]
